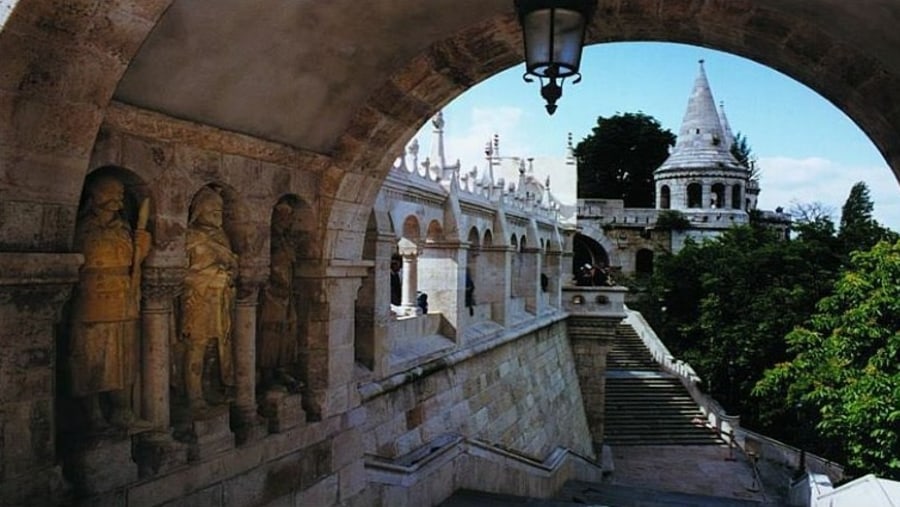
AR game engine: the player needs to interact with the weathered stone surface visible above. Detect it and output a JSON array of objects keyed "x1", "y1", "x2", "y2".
[
  {"x1": 186, "y1": 408, "x2": 235, "y2": 462},
  {"x1": 260, "y1": 391, "x2": 306, "y2": 434},
  {"x1": 63, "y1": 435, "x2": 138, "y2": 495}
]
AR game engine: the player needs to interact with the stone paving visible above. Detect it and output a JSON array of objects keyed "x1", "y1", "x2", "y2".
[
  {"x1": 440, "y1": 443, "x2": 792, "y2": 506},
  {"x1": 600, "y1": 443, "x2": 789, "y2": 505}
]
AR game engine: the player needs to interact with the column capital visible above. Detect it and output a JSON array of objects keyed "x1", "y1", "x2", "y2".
[
  {"x1": 142, "y1": 266, "x2": 185, "y2": 308},
  {"x1": 397, "y1": 237, "x2": 419, "y2": 257}
]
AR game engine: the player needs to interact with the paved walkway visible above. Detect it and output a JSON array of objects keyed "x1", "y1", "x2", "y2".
[
  {"x1": 439, "y1": 444, "x2": 792, "y2": 506},
  {"x1": 600, "y1": 444, "x2": 788, "y2": 505}
]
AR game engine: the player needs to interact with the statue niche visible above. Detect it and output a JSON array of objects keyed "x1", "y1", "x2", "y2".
[
  {"x1": 257, "y1": 198, "x2": 302, "y2": 393},
  {"x1": 66, "y1": 174, "x2": 152, "y2": 434},
  {"x1": 179, "y1": 186, "x2": 239, "y2": 416}
]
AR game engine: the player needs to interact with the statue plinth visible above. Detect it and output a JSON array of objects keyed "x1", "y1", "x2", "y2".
[
  {"x1": 134, "y1": 431, "x2": 188, "y2": 478},
  {"x1": 260, "y1": 390, "x2": 306, "y2": 433},
  {"x1": 231, "y1": 405, "x2": 267, "y2": 445},
  {"x1": 186, "y1": 406, "x2": 235, "y2": 461}
]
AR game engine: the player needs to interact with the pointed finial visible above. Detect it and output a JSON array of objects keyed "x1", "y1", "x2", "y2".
[{"x1": 432, "y1": 111, "x2": 444, "y2": 130}]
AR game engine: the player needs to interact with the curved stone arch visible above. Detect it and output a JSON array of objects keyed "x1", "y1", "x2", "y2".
[
  {"x1": 320, "y1": 5, "x2": 900, "y2": 271},
  {"x1": 483, "y1": 229, "x2": 494, "y2": 248},
  {"x1": 268, "y1": 194, "x2": 317, "y2": 263},
  {"x1": 79, "y1": 165, "x2": 152, "y2": 231},
  {"x1": 576, "y1": 222, "x2": 619, "y2": 266},
  {"x1": 3, "y1": 0, "x2": 900, "y2": 257},
  {"x1": 659, "y1": 184, "x2": 672, "y2": 209},
  {"x1": 425, "y1": 219, "x2": 444, "y2": 243},
  {"x1": 509, "y1": 233, "x2": 519, "y2": 251},
  {"x1": 401, "y1": 214, "x2": 422, "y2": 242},
  {"x1": 466, "y1": 226, "x2": 480, "y2": 248}
]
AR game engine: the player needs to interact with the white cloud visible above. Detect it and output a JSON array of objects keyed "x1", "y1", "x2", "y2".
[{"x1": 758, "y1": 156, "x2": 900, "y2": 231}]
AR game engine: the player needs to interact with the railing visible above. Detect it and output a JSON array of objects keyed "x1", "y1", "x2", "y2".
[
  {"x1": 623, "y1": 307, "x2": 844, "y2": 487},
  {"x1": 365, "y1": 433, "x2": 607, "y2": 505}
]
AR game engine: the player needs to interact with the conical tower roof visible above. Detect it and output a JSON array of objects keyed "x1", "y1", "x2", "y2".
[
  {"x1": 656, "y1": 60, "x2": 743, "y2": 174},
  {"x1": 718, "y1": 101, "x2": 735, "y2": 152}
]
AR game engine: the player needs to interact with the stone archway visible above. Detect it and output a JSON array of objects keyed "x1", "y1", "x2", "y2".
[{"x1": 2, "y1": 1, "x2": 899, "y2": 258}]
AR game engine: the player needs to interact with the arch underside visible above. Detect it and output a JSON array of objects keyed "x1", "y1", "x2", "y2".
[{"x1": 0, "y1": 0, "x2": 897, "y2": 259}]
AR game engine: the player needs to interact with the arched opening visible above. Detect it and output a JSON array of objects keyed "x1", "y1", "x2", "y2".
[
  {"x1": 711, "y1": 183, "x2": 725, "y2": 209},
  {"x1": 660, "y1": 185, "x2": 671, "y2": 209},
  {"x1": 687, "y1": 183, "x2": 703, "y2": 209},
  {"x1": 572, "y1": 233, "x2": 609, "y2": 286},
  {"x1": 731, "y1": 185, "x2": 742, "y2": 210},
  {"x1": 354, "y1": 211, "x2": 378, "y2": 370},
  {"x1": 635, "y1": 249, "x2": 654, "y2": 276},
  {"x1": 5, "y1": 2, "x2": 900, "y2": 503}
]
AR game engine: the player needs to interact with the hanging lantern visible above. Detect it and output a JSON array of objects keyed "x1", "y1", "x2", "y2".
[{"x1": 514, "y1": 0, "x2": 597, "y2": 115}]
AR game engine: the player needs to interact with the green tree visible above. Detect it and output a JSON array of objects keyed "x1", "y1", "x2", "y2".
[
  {"x1": 730, "y1": 131, "x2": 761, "y2": 180},
  {"x1": 646, "y1": 223, "x2": 839, "y2": 428},
  {"x1": 575, "y1": 112, "x2": 675, "y2": 207},
  {"x1": 754, "y1": 240, "x2": 900, "y2": 479},
  {"x1": 838, "y1": 181, "x2": 898, "y2": 257}
]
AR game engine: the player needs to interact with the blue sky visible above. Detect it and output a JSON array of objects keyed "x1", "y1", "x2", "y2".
[{"x1": 412, "y1": 42, "x2": 900, "y2": 232}]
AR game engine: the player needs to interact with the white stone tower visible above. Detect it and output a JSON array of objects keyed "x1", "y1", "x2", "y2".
[{"x1": 654, "y1": 60, "x2": 752, "y2": 214}]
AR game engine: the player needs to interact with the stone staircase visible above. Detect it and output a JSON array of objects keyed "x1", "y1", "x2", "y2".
[
  {"x1": 442, "y1": 483, "x2": 766, "y2": 507},
  {"x1": 604, "y1": 323, "x2": 723, "y2": 446}
]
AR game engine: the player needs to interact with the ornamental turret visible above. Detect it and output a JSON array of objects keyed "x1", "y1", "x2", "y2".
[{"x1": 654, "y1": 60, "x2": 751, "y2": 212}]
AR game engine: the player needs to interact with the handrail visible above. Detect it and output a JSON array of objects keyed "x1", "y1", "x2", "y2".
[{"x1": 623, "y1": 307, "x2": 845, "y2": 486}]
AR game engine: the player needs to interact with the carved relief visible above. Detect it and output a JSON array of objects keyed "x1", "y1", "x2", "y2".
[
  {"x1": 68, "y1": 174, "x2": 152, "y2": 432},
  {"x1": 180, "y1": 186, "x2": 239, "y2": 414},
  {"x1": 257, "y1": 197, "x2": 302, "y2": 393}
]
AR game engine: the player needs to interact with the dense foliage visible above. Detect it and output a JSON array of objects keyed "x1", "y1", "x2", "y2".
[
  {"x1": 730, "y1": 132, "x2": 761, "y2": 180},
  {"x1": 638, "y1": 181, "x2": 899, "y2": 477},
  {"x1": 754, "y1": 240, "x2": 900, "y2": 479},
  {"x1": 837, "y1": 182, "x2": 899, "y2": 258},
  {"x1": 575, "y1": 113, "x2": 675, "y2": 207},
  {"x1": 643, "y1": 223, "x2": 836, "y2": 427}
]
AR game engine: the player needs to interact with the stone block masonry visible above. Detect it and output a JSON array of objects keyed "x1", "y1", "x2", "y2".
[{"x1": 360, "y1": 319, "x2": 594, "y2": 465}]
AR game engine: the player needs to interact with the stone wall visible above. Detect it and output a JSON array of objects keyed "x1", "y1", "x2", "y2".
[{"x1": 361, "y1": 318, "x2": 592, "y2": 462}]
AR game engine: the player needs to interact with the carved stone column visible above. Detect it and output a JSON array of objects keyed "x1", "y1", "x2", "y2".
[
  {"x1": 232, "y1": 266, "x2": 267, "y2": 443},
  {"x1": 140, "y1": 266, "x2": 183, "y2": 430},
  {"x1": 134, "y1": 265, "x2": 188, "y2": 478},
  {"x1": 398, "y1": 238, "x2": 419, "y2": 313}
]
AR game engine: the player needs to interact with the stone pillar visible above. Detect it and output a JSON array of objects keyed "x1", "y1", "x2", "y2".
[
  {"x1": 232, "y1": 267, "x2": 267, "y2": 443},
  {"x1": 418, "y1": 241, "x2": 465, "y2": 337},
  {"x1": 521, "y1": 247, "x2": 540, "y2": 314},
  {"x1": 398, "y1": 238, "x2": 419, "y2": 313},
  {"x1": 0, "y1": 252, "x2": 82, "y2": 506},
  {"x1": 563, "y1": 286, "x2": 628, "y2": 452},
  {"x1": 482, "y1": 245, "x2": 512, "y2": 327},
  {"x1": 140, "y1": 265, "x2": 184, "y2": 430},
  {"x1": 295, "y1": 262, "x2": 370, "y2": 419},
  {"x1": 544, "y1": 250, "x2": 563, "y2": 310}
]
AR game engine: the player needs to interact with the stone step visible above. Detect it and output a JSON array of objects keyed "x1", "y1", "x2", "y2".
[
  {"x1": 437, "y1": 489, "x2": 602, "y2": 507},
  {"x1": 558, "y1": 480, "x2": 762, "y2": 506}
]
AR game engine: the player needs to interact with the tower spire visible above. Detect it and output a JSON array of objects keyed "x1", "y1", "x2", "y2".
[
  {"x1": 718, "y1": 100, "x2": 735, "y2": 152},
  {"x1": 656, "y1": 59, "x2": 742, "y2": 173}
]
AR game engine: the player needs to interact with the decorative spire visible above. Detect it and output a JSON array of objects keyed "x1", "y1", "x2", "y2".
[
  {"x1": 430, "y1": 111, "x2": 446, "y2": 171},
  {"x1": 656, "y1": 59, "x2": 743, "y2": 174},
  {"x1": 718, "y1": 101, "x2": 735, "y2": 152},
  {"x1": 408, "y1": 138, "x2": 419, "y2": 173}
]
